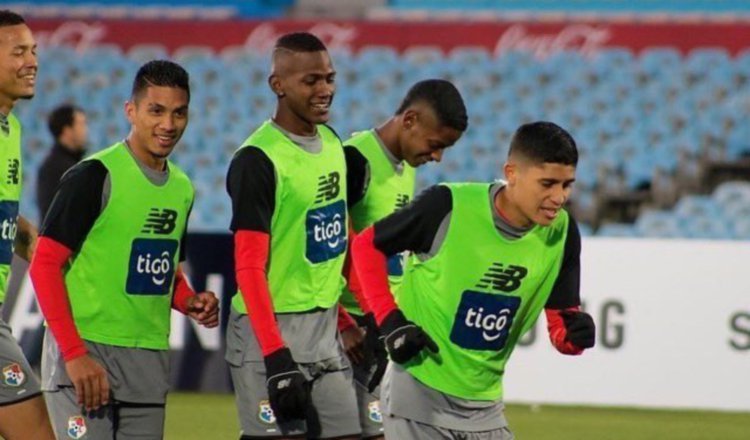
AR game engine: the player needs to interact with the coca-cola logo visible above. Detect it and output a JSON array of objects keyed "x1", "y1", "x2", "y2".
[
  {"x1": 34, "y1": 21, "x2": 107, "y2": 52},
  {"x1": 242, "y1": 22, "x2": 358, "y2": 53},
  {"x1": 493, "y1": 24, "x2": 612, "y2": 58}
]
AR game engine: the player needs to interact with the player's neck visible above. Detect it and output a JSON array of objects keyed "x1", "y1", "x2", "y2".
[
  {"x1": 272, "y1": 108, "x2": 317, "y2": 137},
  {"x1": 0, "y1": 95, "x2": 15, "y2": 117},
  {"x1": 375, "y1": 119, "x2": 403, "y2": 162},
  {"x1": 124, "y1": 137, "x2": 166, "y2": 172},
  {"x1": 494, "y1": 188, "x2": 533, "y2": 229}
]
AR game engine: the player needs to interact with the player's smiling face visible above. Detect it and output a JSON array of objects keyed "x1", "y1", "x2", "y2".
[
  {"x1": 126, "y1": 85, "x2": 189, "y2": 162},
  {"x1": 273, "y1": 50, "x2": 335, "y2": 130},
  {"x1": 0, "y1": 23, "x2": 37, "y2": 112},
  {"x1": 504, "y1": 161, "x2": 576, "y2": 228},
  {"x1": 399, "y1": 105, "x2": 463, "y2": 167}
]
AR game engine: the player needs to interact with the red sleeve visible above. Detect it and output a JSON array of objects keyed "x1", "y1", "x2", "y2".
[
  {"x1": 337, "y1": 304, "x2": 356, "y2": 331},
  {"x1": 234, "y1": 230, "x2": 285, "y2": 357},
  {"x1": 342, "y1": 230, "x2": 372, "y2": 314},
  {"x1": 351, "y1": 227, "x2": 397, "y2": 325},
  {"x1": 28, "y1": 237, "x2": 87, "y2": 362},
  {"x1": 545, "y1": 306, "x2": 584, "y2": 355},
  {"x1": 171, "y1": 267, "x2": 196, "y2": 315}
]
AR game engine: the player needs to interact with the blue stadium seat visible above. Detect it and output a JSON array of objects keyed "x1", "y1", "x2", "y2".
[{"x1": 635, "y1": 210, "x2": 682, "y2": 238}]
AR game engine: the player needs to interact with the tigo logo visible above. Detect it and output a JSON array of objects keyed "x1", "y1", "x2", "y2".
[
  {"x1": 0, "y1": 201, "x2": 19, "y2": 265},
  {"x1": 305, "y1": 200, "x2": 346, "y2": 263},
  {"x1": 126, "y1": 239, "x2": 178, "y2": 295},
  {"x1": 450, "y1": 290, "x2": 521, "y2": 351}
]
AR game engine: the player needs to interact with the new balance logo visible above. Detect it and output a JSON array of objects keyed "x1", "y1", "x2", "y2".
[
  {"x1": 277, "y1": 378, "x2": 292, "y2": 390},
  {"x1": 6, "y1": 159, "x2": 19, "y2": 185},
  {"x1": 141, "y1": 208, "x2": 178, "y2": 235},
  {"x1": 315, "y1": 172, "x2": 340, "y2": 203},
  {"x1": 395, "y1": 194, "x2": 410, "y2": 209},
  {"x1": 476, "y1": 263, "x2": 528, "y2": 292}
]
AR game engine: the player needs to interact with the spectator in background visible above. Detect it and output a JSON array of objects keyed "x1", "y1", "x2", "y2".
[{"x1": 36, "y1": 104, "x2": 88, "y2": 221}]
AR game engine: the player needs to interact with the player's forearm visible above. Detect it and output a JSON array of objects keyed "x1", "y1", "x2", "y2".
[
  {"x1": 351, "y1": 227, "x2": 398, "y2": 325},
  {"x1": 29, "y1": 236, "x2": 88, "y2": 361},
  {"x1": 342, "y1": 231, "x2": 372, "y2": 314},
  {"x1": 337, "y1": 304, "x2": 356, "y2": 331},
  {"x1": 171, "y1": 266, "x2": 196, "y2": 314},
  {"x1": 13, "y1": 215, "x2": 37, "y2": 262},
  {"x1": 235, "y1": 230, "x2": 285, "y2": 356}
]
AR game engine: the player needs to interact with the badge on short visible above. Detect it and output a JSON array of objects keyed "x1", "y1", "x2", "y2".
[
  {"x1": 258, "y1": 400, "x2": 277, "y2": 424},
  {"x1": 67, "y1": 416, "x2": 87, "y2": 439},
  {"x1": 2, "y1": 363, "x2": 25, "y2": 387}
]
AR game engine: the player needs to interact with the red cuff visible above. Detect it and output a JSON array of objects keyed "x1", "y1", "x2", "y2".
[
  {"x1": 351, "y1": 227, "x2": 397, "y2": 325},
  {"x1": 29, "y1": 237, "x2": 87, "y2": 362},
  {"x1": 337, "y1": 305, "x2": 356, "y2": 331},
  {"x1": 171, "y1": 267, "x2": 195, "y2": 314},
  {"x1": 235, "y1": 230, "x2": 285, "y2": 357},
  {"x1": 545, "y1": 307, "x2": 584, "y2": 355}
]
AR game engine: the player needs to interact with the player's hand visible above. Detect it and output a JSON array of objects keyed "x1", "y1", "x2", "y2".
[
  {"x1": 362, "y1": 313, "x2": 388, "y2": 392},
  {"x1": 186, "y1": 291, "x2": 220, "y2": 328},
  {"x1": 561, "y1": 310, "x2": 596, "y2": 349},
  {"x1": 341, "y1": 323, "x2": 365, "y2": 365},
  {"x1": 379, "y1": 309, "x2": 439, "y2": 364},
  {"x1": 264, "y1": 347, "x2": 311, "y2": 422},
  {"x1": 65, "y1": 354, "x2": 110, "y2": 411}
]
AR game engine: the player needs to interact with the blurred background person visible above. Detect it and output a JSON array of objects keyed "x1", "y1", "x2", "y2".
[{"x1": 36, "y1": 104, "x2": 87, "y2": 222}]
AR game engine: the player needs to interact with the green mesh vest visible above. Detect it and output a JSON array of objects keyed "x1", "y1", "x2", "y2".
[
  {"x1": 0, "y1": 114, "x2": 22, "y2": 303},
  {"x1": 340, "y1": 130, "x2": 416, "y2": 315},
  {"x1": 398, "y1": 183, "x2": 568, "y2": 400},
  {"x1": 231, "y1": 121, "x2": 348, "y2": 314},
  {"x1": 64, "y1": 143, "x2": 194, "y2": 349}
]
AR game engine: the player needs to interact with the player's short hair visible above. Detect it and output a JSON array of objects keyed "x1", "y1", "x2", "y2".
[
  {"x1": 396, "y1": 79, "x2": 468, "y2": 132},
  {"x1": 0, "y1": 10, "x2": 25, "y2": 28},
  {"x1": 131, "y1": 60, "x2": 190, "y2": 102},
  {"x1": 509, "y1": 121, "x2": 578, "y2": 166},
  {"x1": 274, "y1": 32, "x2": 327, "y2": 53},
  {"x1": 47, "y1": 104, "x2": 83, "y2": 139}
]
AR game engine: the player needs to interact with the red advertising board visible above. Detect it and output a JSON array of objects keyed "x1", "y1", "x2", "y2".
[{"x1": 28, "y1": 19, "x2": 750, "y2": 56}]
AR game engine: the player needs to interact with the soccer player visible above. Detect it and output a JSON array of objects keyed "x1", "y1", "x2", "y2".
[
  {"x1": 352, "y1": 121, "x2": 596, "y2": 439},
  {"x1": 0, "y1": 10, "x2": 55, "y2": 440},
  {"x1": 340, "y1": 79, "x2": 467, "y2": 439},
  {"x1": 225, "y1": 32, "x2": 360, "y2": 439},
  {"x1": 29, "y1": 60, "x2": 219, "y2": 439}
]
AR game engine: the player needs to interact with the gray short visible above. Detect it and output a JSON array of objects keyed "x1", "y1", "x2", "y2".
[
  {"x1": 353, "y1": 379, "x2": 384, "y2": 438},
  {"x1": 384, "y1": 416, "x2": 514, "y2": 440},
  {"x1": 0, "y1": 317, "x2": 41, "y2": 405},
  {"x1": 348, "y1": 314, "x2": 384, "y2": 438},
  {"x1": 229, "y1": 359, "x2": 360, "y2": 439},
  {"x1": 45, "y1": 386, "x2": 165, "y2": 440}
]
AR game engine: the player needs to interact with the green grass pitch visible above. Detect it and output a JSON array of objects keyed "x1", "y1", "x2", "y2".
[{"x1": 165, "y1": 392, "x2": 750, "y2": 439}]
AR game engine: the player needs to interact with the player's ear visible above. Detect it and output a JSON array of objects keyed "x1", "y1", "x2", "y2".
[
  {"x1": 402, "y1": 108, "x2": 418, "y2": 130},
  {"x1": 268, "y1": 74, "x2": 285, "y2": 98},
  {"x1": 504, "y1": 161, "x2": 517, "y2": 186},
  {"x1": 124, "y1": 100, "x2": 136, "y2": 125}
]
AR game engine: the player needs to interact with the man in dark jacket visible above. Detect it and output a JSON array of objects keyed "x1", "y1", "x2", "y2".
[{"x1": 36, "y1": 104, "x2": 88, "y2": 221}]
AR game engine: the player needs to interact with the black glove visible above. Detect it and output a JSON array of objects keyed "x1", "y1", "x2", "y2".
[
  {"x1": 361, "y1": 313, "x2": 388, "y2": 392},
  {"x1": 264, "y1": 347, "x2": 310, "y2": 422},
  {"x1": 561, "y1": 310, "x2": 596, "y2": 349},
  {"x1": 379, "y1": 309, "x2": 439, "y2": 364}
]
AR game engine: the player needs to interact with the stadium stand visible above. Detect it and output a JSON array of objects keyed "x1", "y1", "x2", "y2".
[{"x1": 14, "y1": 42, "x2": 750, "y2": 238}]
